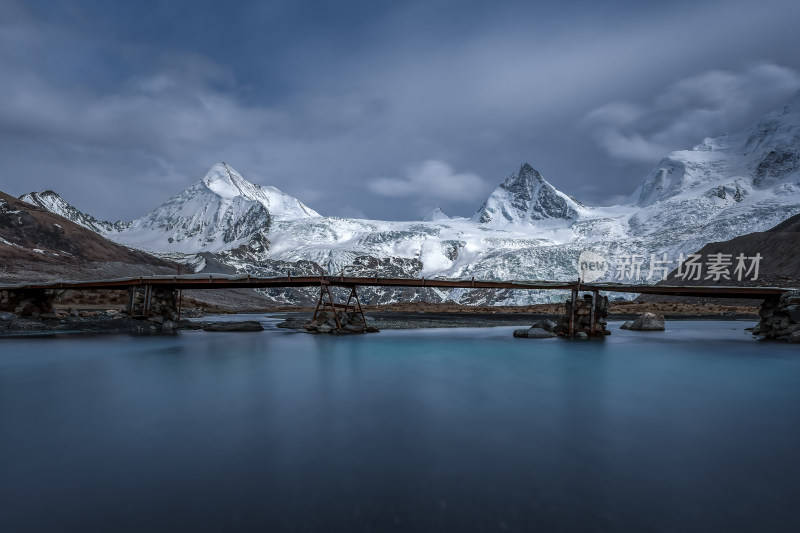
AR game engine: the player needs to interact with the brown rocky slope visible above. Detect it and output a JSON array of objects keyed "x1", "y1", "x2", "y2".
[
  {"x1": 1, "y1": 190, "x2": 280, "y2": 311},
  {"x1": 0, "y1": 190, "x2": 179, "y2": 282},
  {"x1": 638, "y1": 212, "x2": 800, "y2": 306}
]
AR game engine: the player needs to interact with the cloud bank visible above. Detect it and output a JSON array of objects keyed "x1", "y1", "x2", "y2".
[
  {"x1": 1, "y1": 0, "x2": 800, "y2": 218},
  {"x1": 369, "y1": 160, "x2": 488, "y2": 203},
  {"x1": 585, "y1": 64, "x2": 800, "y2": 163}
]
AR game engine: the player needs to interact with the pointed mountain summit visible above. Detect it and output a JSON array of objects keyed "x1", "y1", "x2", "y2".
[
  {"x1": 201, "y1": 163, "x2": 320, "y2": 219},
  {"x1": 110, "y1": 163, "x2": 319, "y2": 253},
  {"x1": 472, "y1": 163, "x2": 582, "y2": 225},
  {"x1": 422, "y1": 207, "x2": 450, "y2": 221}
]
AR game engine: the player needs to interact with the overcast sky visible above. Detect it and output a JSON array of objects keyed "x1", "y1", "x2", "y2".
[{"x1": 2, "y1": 0, "x2": 800, "y2": 221}]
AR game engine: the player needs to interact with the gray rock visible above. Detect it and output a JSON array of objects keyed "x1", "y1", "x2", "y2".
[
  {"x1": 638, "y1": 313, "x2": 666, "y2": 331},
  {"x1": 620, "y1": 320, "x2": 635, "y2": 330},
  {"x1": 0, "y1": 311, "x2": 16, "y2": 321},
  {"x1": 316, "y1": 323, "x2": 333, "y2": 333},
  {"x1": 780, "y1": 291, "x2": 800, "y2": 307},
  {"x1": 530, "y1": 319, "x2": 557, "y2": 332},
  {"x1": 526, "y1": 327, "x2": 556, "y2": 338},
  {"x1": 8, "y1": 319, "x2": 46, "y2": 330},
  {"x1": 162, "y1": 320, "x2": 177, "y2": 332},
  {"x1": 553, "y1": 321, "x2": 569, "y2": 335},
  {"x1": 514, "y1": 327, "x2": 556, "y2": 338},
  {"x1": 788, "y1": 305, "x2": 800, "y2": 324},
  {"x1": 575, "y1": 331, "x2": 589, "y2": 338},
  {"x1": 623, "y1": 313, "x2": 665, "y2": 331},
  {"x1": 203, "y1": 321, "x2": 264, "y2": 332}
]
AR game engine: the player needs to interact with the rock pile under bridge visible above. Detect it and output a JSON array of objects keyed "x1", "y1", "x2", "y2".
[
  {"x1": 752, "y1": 291, "x2": 800, "y2": 342},
  {"x1": 514, "y1": 292, "x2": 610, "y2": 339},
  {"x1": 0, "y1": 289, "x2": 57, "y2": 318},
  {"x1": 303, "y1": 310, "x2": 378, "y2": 334}
]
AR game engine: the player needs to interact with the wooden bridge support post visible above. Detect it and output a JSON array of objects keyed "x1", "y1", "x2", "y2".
[
  {"x1": 312, "y1": 283, "x2": 343, "y2": 331},
  {"x1": 312, "y1": 285, "x2": 324, "y2": 322},
  {"x1": 143, "y1": 284, "x2": 152, "y2": 316},
  {"x1": 568, "y1": 287, "x2": 577, "y2": 337},
  {"x1": 177, "y1": 288, "x2": 183, "y2": 320},
  {"x1": 128, "y1": 286, "x2": 135, "y2": 315},
  {"x1": 590, "y1": 290, "x2": 599, "y2": 337},
  {"x1": 344, "y1": 286, "x2": 366, "y2": 325}
]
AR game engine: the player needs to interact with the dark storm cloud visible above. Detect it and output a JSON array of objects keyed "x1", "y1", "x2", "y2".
[
  {"x1": 585, "y1": 64, "x2": 800, "y2": 164},
  {"x1": 1, "y1": 0, "x2": 799, "y2": 221}
]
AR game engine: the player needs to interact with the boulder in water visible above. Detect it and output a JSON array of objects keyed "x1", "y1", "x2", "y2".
[
  {"x1": 513, "y1": 327, "x2": 556, "y2": 339},
  {"x1": 621, "y1": 313, "x2": 665, "y2": 331},
  {"x1": 530, "y1": 319, "x2": 557, "y2": 332}
]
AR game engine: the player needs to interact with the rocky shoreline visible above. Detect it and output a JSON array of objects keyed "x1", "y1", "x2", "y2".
[
  {"x1": 0, "y1": 309, "x2": 265, "y2": 337},
  {"x1": 276, "y1": 310, "x2": 757, "y2": 331},
  {"x1": 0, "y1": 305, "x2": 762, "y2": 338}
]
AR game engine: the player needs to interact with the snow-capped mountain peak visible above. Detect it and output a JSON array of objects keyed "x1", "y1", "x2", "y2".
[
  {"x1": 472, "y1": 162, "x2": 582, "y2": 225},
  {"x1": 202, "y1": 162, "x2": 320, "y2": 219},
  {"x1": 108, "y1": 162, "x2": 322, "y2": 253},
  {"x1": 422, "y1": 207, "x2": 450, "y2": 221},
  {"x1": 630, "y1": 91, "x2": 800, "y2": 207},
  {"x1": 203, "y1": 163, "x2": 259, "y2": 199}
]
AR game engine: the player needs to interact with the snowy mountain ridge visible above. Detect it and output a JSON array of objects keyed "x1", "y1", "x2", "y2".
[
  {"x1": 19, "y1": 190, "x2": 131, "y2": 234},
  {"x1": 19, "y1": 92, "x2": 800, "y2": 304}
]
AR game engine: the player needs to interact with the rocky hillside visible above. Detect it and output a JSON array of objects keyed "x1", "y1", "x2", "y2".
[
  {"x1": 0, "y1": 190, "x2": 179, "y2": 282},
  {"x1": 637, "y1": 212, "x2": 800, "y2": 305},
  {"x1": 656, "y1": 212, "x2": 800, "y2": 288}
]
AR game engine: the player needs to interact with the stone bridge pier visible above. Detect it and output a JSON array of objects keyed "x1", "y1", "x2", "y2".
[
  {"x1": 752, "y1": 291, "x2": 800, "y2": 342},
  {"x1": 129, "y1": 285, "x2": 181, "y2": 321},
  {"x1": 0, "y1": 289, "x2": 57, "y2": 317}
]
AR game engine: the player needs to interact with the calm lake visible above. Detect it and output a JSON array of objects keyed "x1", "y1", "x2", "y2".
[{"x1": 1, "y1": 319, "x2": 799, "y2": 532}]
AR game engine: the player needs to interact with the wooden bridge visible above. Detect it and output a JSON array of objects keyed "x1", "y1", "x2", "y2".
[
  {"x1": 0, "y1": 274, "x2": 793, "y2": 336},
  {"x1": 0, "y1": 273, "x2": 791, "y2": 298}
]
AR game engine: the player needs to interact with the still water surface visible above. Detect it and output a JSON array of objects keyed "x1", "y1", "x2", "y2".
[{"x1": 1, "y1": 319, "x2": 799, "y2": 532}]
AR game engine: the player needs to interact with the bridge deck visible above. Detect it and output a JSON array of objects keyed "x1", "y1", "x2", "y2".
[{"x1": 0, "y1": 275, "x2": 793, "y2": 299}]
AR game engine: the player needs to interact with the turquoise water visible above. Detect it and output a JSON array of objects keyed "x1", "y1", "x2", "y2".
[{"x1": 1, "y1": 319, "x2": 799, "y2": 532}]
